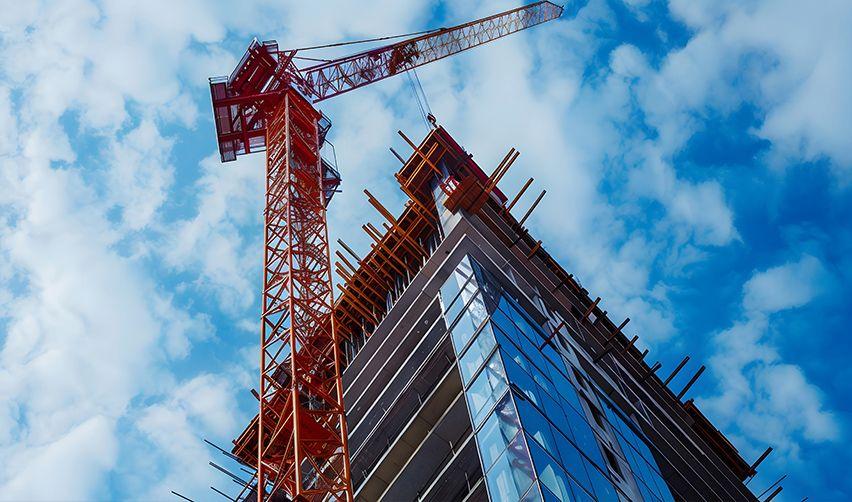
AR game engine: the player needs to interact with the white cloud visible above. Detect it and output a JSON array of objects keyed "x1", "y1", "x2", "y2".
[
  {"x1": 0, "y1": 153, "x2": 211, "y2": 496},
  {"x1": 667, "y1": 0, "x2": 852, "y2": 176},
  {"x1": 0, "y1": 415, "x2": 118, "y2": 501},
  {"x1": 106, "y1": 119, "x2": 176, "y2": 231},
  {"x1": 702, "y1": 254, "x2": 839, "y2": 461},
  {"x1": 743, "y1": 255, "x2": 826, "y2": 314},
  {"x1": 0, "y1": 88, "x2": 17, "y2": 155},
  {"x1": 163, "y1": 153, "x2": 263, "y2": 315},
  {"x1": 131, "y1": 373, "x2": 245, "y2": 500},
  {"x1": 627, "y1": 143, "x2": 738, "y2": 246}
]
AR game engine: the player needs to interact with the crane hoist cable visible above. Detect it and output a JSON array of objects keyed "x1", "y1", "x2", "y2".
[
  {"x1": 406, "y1": 69, "x2": 430, "y2": 127},
  {"x1": 413, "y1": 68, "x2": 432, "y2": 116}
]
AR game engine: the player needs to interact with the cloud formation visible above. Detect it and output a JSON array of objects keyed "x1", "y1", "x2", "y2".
[{"x1": 702, "y1": 254, "x2": 839, "y2": 461}]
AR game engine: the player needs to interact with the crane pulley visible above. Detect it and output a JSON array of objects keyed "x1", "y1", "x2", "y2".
[{"x1": 208, "y1": 3, "x2": 562, "y2": 501}]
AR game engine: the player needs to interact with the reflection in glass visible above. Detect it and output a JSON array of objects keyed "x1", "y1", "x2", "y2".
[
  {"x1": 565, "y1": 406, "x2": 606, "y2": 470},
  {"x1": 477, "y1": 393, "x2": 521, "y2": 470},
  {"x1": 503, "y1": 356, "x2": 540, "y2": 408},
  {"x1": 528, "y1": 436, "x2": 575, "y2": 502},
  {"x1": 585, "y1": 461, "x2": 618, "y2": 502},
  {"x1": 516, "y1": 396, "x2": 558, "y2": 460},
  {"x1": 486, "y1": 433, "x2": 535, "y2": 502},
  {"x1": 451, "y1": 291, "x2": 488, "y2": 352},
  {"x1": 459, "y1": 323, "x2": 497, "y2": 384},
  {"x1": 467, "y1": 351, "x2": 509, "y2": 426}
]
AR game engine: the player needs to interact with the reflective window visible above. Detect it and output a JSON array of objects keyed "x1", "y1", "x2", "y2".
[
  {"x1": 492, "y1": 303, "x2": 524, "y2": 346},
  {"x1": 440, "y1": 257, "x2": 474, "y2": 304},
  {"x1": 472, "y1": 259, "x2": 503, "y2": 309},
  {"x1": 441, "y1": 257, "x2": 476, "y2": 314},
  {"x1": 540, "y1": 484, "x2": 560, "y2": 502},
  {"x1": 553, "y1": 371, "x2": 584, "y2": 416},
  {"x1": 600, "y1": 402, "x2": 675, "y2": 502},
  {"x1": 506, "y1": 297, "x2": 544, "y2": 343},
  {"x1": 450, "y1": 256, "x2": 678, "y2": 502},
  {"x1": 486, "y1": 433, "x2": 535, "y2": 502},
  {"x1": 585, "y1": 461, "x2": 618, "y2": 502},
  {"x1": 467, "y1": 351, "x2": 509, "y2": 426},
  {"x1": 459, "y1": 322, "x2": 497, "y2": 384},
  {"x1": 528, "y1": 436, "x2": 575, "y2": 502},
  {"x1": 552, "y1": 428, "x2": 594, "y2": 495},
  {"x1": 520, "y1": 483, "x2": 544, "y2": 502},
  {"x1": 564, "y1": 406, "x2": 606, "y2": 471},
  {"x1": 451, "y1": 291, "x2": 488, "y2": 353},
  {"x1": 515, "y1": 395, "x2": 559, "y2": 460},
  {"x1": 503, "y1": 356, "x2": 540, "y2": 408},
  {"x1": 495, "y1": 323, "x2": 535, "y2": 375},
  {"x1": 477, "y1": 393, "x2": 521, "y2": 470}
]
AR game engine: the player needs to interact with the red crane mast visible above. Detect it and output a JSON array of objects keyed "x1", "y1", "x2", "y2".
[{"x1": 208, "y1": 2, "x2": 562, "y2": 500}]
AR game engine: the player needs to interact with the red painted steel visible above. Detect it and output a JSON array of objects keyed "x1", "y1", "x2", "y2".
[
  {"x1": 301, "y1": 1, "x2": 563, "y2": 101},
  {"x1": 258, "y1": 90, "x2": 351, "y2": 500},
  {"x1": 209, "y1": 1, "x2": 562, "y2": 163}
]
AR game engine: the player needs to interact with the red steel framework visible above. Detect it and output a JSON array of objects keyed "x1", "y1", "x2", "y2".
[
  {"x1": 208, "y1": 3, "x2": 562, "y2": 501},
  {"x1": 258, "y1": 92, "x2": 350, "y2": 499}
]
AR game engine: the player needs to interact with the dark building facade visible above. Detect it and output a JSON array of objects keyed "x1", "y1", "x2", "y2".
[{"x1": 239, "y1": 126, "x2": 761, "y2": 501}]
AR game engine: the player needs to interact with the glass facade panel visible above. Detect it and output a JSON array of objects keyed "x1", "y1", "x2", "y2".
[
  {"x1": 505, "y1": 297, "x2": 543, "y2": 343},
  {"x1": 515, "y1": 395, "x2": 559, "y2": 460},
  {"x1": 599, "y1": 402, "x2": 676, "y2": 502},
  {"x1": 494, "y1": 323, "x2": 535, "y2": 375},
  {"x1": 554, "y1": 371, "x2": 584, "y2": 416},
  {"x1": 442, "y1": 255, "x2": 677, "y2": 502},
  {"x1": 492, "y1": 303, "x2": 523, "y2": 344},
  {"x1": 564, "y1": 406, "x2": 607, "y2": 471},
  {"x1": 585, "y1": 462, "x2": 618, "y2": 502},
  {"x1": 520, "y1": 483, "x2": 544, "y2": 502},
  {"x1": 459, "y1": 322, "x2": 497, "y2": 384},
  {"x1": 540, "y1": 484, "x2": 561, "y2": 502},
  {"x1": 467, "y1": 351, "x2": 509, "y2": 426},
  {"x1": 528, "y1": 436, "x2": 575, "y2": 502},
  {"x1": 440, "y1": 256, "x2": 474, "y2": 308},
  {"x1": 477, "y1": 393, "x2": 522, "y2": 470},
  {"x1": 503, "y1": 356, "x2": 540, "y2": 408},
  {"x1": 553, "y1": 428, "x2": 594, "y2": 494},
  {"x1": 485, "y1": 433, "x2": 535, "y2": 502},
  {"x1": 451, "y1": 291, "x2": 488, "y2": 352},
  {"x1": 443, "y1": 273, "x2": 476, "y2": 327}
]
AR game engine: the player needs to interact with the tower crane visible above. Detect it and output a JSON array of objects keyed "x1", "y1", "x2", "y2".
[{"x1": 208, "y1": 2, "x2": 562, "y2": 500}]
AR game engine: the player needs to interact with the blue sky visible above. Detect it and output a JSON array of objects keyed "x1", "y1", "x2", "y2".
[{"x1": 1, "y1": 0, "x2": 850, "y2": 500}]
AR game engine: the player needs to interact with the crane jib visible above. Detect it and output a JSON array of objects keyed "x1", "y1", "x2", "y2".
[
  {"x1": 303, "y1": 1, "x2": 563, "y2": 101},
  {"x1": 208, "y1": 1, "x2": 561, "y2": 163}
]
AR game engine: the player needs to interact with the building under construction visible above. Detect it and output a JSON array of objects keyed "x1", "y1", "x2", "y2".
[
  {"x1": 197, "y1": 2, "x2": 774, "y2": 500},
  {"x1": 215, "y1": 125, "x2": 769, "y2": 501}
]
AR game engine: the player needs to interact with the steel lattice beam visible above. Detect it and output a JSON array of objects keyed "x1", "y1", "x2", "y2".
[
  {"x1": 257, "y1": 90, "x2": 351, "y2": 501},
  {"x1": 301, "y1": 1, "x2": 563, "y2": 101}
]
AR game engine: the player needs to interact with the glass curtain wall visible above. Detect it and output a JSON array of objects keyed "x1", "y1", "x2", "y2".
[{"x1": 439, "y1": 255, "x2": 675, "y2": 502}]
